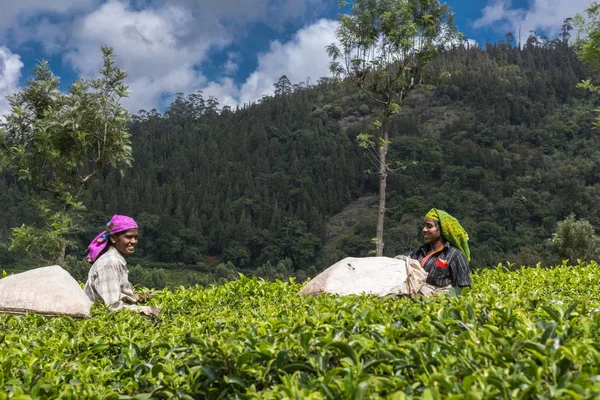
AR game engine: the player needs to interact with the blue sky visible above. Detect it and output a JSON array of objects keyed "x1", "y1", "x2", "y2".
[{"x1": 0, "y1": 0, "x2": 592, "y2": 116}]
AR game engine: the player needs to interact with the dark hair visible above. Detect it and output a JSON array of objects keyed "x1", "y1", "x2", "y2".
[
  {"x1": 111, "y1": 230, "x2": 129, "y2": 238},
  {"x1": 434, "y1": 220, "x2": 445, "y2": 242}
]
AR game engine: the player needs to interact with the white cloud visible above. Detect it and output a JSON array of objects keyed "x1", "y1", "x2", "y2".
[
  {"x1": 161, "y1": 0, "x2": 327, "y2": 31},
  {"x1": 0, "y1": 0, "x2": 97, "y2": 28},
  {"x1": 241, "y1": 18, "x2": 337, "y2": 103},
  {"x1": 202, "y1": 77, "x2": 239, "y2": 108},
  {"x1": 0, "y1": 1, "x2": 97, "y2": 55},
  {"x1": 29, "y1": 17, "x2": 71, "y2": 55},
  {"x1": 0, "y1": 0, "x2": 336, "y2": 112},
  {"x1": 62, "y1": 0, "x2": 232, "y2": 112},
  {"x1": 0, "y1": 46, "x2": 23, "y2": 117},
  {"x1": 472, "y1": 0, "x2": 521, "y2": 30},
  {"x1": 204, "y1": 18, "x2": 338, "y2": 108},
  {"x1": 473, "y1": 0, "x2": 591, "y2": 39},
  {"x1": 59, "y1": 0, "x2": 332, "y2": 111},
  {"x1": 224, "y1": 52, "x2": 242, "y2": 76}
]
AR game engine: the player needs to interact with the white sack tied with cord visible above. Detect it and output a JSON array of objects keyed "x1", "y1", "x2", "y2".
[
  {"x1": 0, "y1": 265, "x2": 92, "y2": 318},
  {"x1": 300, "y1": 255, "x2": 428, "y2": 297}
]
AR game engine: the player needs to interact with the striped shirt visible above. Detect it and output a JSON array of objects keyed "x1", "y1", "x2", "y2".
[
  {"x1": 407, "y1": 242, "x2": 471, "y2": 288},
  {"x1": 84, "y1": 246, "x2": 152, "y2": 314}
]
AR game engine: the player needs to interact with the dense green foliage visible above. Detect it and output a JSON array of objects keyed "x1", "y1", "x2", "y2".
[
  {"x1": 0, "y1": 47, "x2": 132, "y2": 263},
  {"x1": 1, "y1": 35, "x2": 599, "y2": 279},
  {"x1": 548, "y1": 214, "x2": 600, "y2": 264},
  {"x1": 2, "y1": 263, "x2": 600, "y2": 398}
]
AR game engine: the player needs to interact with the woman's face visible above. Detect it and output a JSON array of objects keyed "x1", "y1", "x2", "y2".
[
  {"x1": 112, "y1": 228, "x2": 138, "y2": 256},
  {"x1": 422, "y1": 218, "x2": 441, "y2": 245}
]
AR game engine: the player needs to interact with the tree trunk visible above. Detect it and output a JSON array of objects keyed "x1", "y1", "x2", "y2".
[
  {"x1": 56, "y1": 240, "x2": 67, "y2": 265},
  {"x1": 376, "y1": 117, "x2": 389, "y2": 257}
]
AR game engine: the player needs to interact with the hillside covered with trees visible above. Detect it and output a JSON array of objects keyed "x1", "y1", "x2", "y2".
[{"x1": 1, "y1": 33, "x2": 598, "y2": 285}]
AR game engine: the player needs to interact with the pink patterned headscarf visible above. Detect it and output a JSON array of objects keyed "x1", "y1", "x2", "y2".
[{"x1": 86, "y1": 215, "x2": 138, "y2": 263}]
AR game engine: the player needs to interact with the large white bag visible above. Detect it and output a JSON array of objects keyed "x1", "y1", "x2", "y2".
[
  {"x1": 0, "y1": 265, "x2": 92, "y2": 318},
  {"x1": 300, "y1": 255, "x2": 428, "y2": 297}
]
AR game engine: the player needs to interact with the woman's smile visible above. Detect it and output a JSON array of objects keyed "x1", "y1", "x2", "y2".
[{"x1": 113, "y1": 228, "x2": 138, "y2": 255}]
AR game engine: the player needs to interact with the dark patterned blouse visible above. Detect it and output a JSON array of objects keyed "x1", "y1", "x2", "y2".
[{"x1": 407, "y1": 242, "x2": 471, "y2": 288}]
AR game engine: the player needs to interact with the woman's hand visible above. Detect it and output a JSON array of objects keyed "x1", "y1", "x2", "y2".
[
  {"x1": 140, "y1": 306, "x2": 161, "y2": 316},
  {"x1": 135, "y1": 292, "x2": 153, "y2": 303},
  {"x1": 149, "y1": 307, "x2": 161, "y2": 316}
]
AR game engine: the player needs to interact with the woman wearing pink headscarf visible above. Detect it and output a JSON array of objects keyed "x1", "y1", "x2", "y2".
[{"x1": 83, "y1": 215, "x2": 160, "y2": 316}]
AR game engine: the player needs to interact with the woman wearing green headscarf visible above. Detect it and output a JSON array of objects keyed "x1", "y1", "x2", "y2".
[{"x1": 407, "y1": 208, "x2": 471, "y2": 290}]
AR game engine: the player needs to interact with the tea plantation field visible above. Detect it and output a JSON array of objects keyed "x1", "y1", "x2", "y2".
[{"x1": 2, "y1": 262, "x2": 600, "y2": 399}]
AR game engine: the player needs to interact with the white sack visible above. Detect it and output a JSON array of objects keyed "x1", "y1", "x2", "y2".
[
  {"x1": 300, "y1": 256, "x2": 427, "y2": 297},
  {"x1": 0, "y1": 265, "x2": 92, "y2": 318}
]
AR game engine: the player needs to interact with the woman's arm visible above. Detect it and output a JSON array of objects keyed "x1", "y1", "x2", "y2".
[
  {"x1": 91, "y1": 265, "x2": 157, "y2": 314},
  {"x1": 449, "y1": 251, "x2": 471, "y2": 287}
]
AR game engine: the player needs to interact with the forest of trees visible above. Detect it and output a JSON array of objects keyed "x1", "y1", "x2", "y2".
[{"x1": 1, "y1": 27, "x2": 599, "y2": 287}]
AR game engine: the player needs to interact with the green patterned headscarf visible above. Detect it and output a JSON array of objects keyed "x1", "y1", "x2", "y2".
[{"x1": 425, "y1": 208, "x2": 470, "y2": 262}]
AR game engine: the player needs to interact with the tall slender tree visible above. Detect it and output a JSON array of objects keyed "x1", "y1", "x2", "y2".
[
  {"x1": 575, "y1": 2, "x2": 600, "y2": 128},
  {"x1": 327, "y1": 0, "x2": 458, "y2": 255}
]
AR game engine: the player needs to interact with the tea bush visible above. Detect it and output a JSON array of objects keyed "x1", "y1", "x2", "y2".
[{"x1": 2, "y1": 262, "x2": 600, "y2": 399}]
